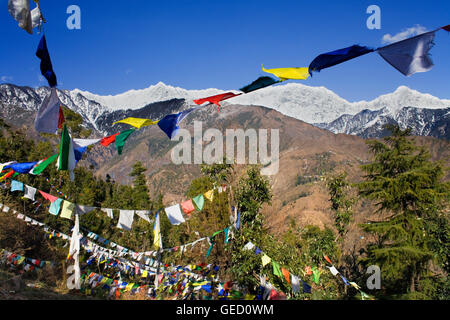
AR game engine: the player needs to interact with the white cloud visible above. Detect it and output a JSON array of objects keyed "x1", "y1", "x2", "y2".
[
  {"x1": 1, "y1": 76, "x2": 13, "y2": 82},
  {"x1": 381, "y1": 24, "x2": 428, "y2": 44}
]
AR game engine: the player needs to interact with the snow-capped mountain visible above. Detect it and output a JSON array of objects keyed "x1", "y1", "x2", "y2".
[
  {"x1": 72, "y1": 82, "x2": 225, "y2": 112},
  {"x1": 72, "y1": 82, "x2": 450, "y2": 126},
  {"x1": 1, "y1": 82, "x2": 449, "y2": 140},
  {"x1": 321, "y1": 106, "x2": 450, "y2": 140}
]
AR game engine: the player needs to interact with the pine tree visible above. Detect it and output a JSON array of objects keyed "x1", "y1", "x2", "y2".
[{"x1": 357, "y1": 125, "x2": 449, "y2": 298}]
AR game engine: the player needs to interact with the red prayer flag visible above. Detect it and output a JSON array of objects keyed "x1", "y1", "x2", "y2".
[
  {"x1": 39, "y1": 190, "x2": 58, "y2": 203},
  {"x1": 100, "y1": 132, "x2": 120, "y2": 147},
  {"x1": 58, "y1": 106, "x2": 65, "y2": 129},
  {"x1": 180, "y1": 199, "x2": 195, "y2": 215},
  {"x1": 442, "y1": 24, "x2": 450, "y2": 32},
  {"x1": 193, "y1": 92, "x2": 242, "y2": 111}
]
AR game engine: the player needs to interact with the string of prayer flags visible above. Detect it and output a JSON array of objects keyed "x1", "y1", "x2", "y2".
[
  {"x1": 36, "y1": 35, "x2": 57, "y2": 87},
  {"x1": 34, "y1": 88, "x2": 62, "y2": 134},
  {"x1": 376, "y1": 30, "x2": 436, "y2": 76},
  {"x1": 157, "y1": 107, "x2": 199, "y2": 140},
  {"x1": 192, "y1": 194, "x2": 205, "y2": 211},
  {"x1": 113, "y1": 117, "x2": 159, "y2": 129},
  {"x1": 117, "y1": 210, "x2": 134, "y2": 231},
  {"x1": 115, "y1": 129, "x2": 135, "y2": 155},
  {"x1": 58, "y1": 124, "x2": 76, "y2": 181},
  {"x1": 193, "y1": 92, "x2": 242, "y2": 111},
  {"x1": 164, "y1": 204, "x2": 186, "y2": 225},
  {"x1": 308, "y1": 45, "x2": 374, "y2": 75},
  {"x1": 261, "y1": 65, "x2": 310, "y2": 81},
  {"x1": 240, "y1": 76, "x2": 280, "y2": 93}
]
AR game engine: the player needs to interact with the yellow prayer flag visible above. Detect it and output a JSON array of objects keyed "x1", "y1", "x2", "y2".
[
  {"x1": 142, "y1": 270, "x2": 148, "y2": 278},
  {"x1": 262, "y1": 65, "x2": 310, "y2": 81},
  {"x1": 60, "y1": 200, "x2": 75, "y2": 220},
  {"x1": 203, "y1": 189, "x2": 214, "y2": 202},
  {"x1": 113, "y1": 117, "x2": 159, "y2": 129},
  {"x1": 153, "y1": 211, "x2": 161, "y2": 250},
  {"x1": 124, "y1": 283, "x2": 134, "y2": 292},
  {"x1": 261, "y1": 254, "x2": 271, "y2": 267}
]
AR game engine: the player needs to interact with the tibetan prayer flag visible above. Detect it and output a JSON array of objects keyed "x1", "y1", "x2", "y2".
[
  {"x1": 23, "y1": 185, "x2": 37, "y2": 201},
  {"x1": 282, "y1": 268, "x2": 291, "y2": 284},
  {"x1": 8, "y1": 0, "x2": 36, "y2": 34},
  {"x1": 312, "y1": 267, "x2": 321, "y2": 284},
  {"x1": 8, "y1": 161, "x2": 38, "y2": 174},
  {"x1": 302, "y1": 281, "x2": 312, "y2": 294},
  {"x1": 235, "y1": 210, "x2": 240, "y2": 230},
  {"x1": 76, "y1": 204, "x2": 96, "y2": 216},
  {"x1": 49, "y1": 198, "x2": 63, "y2": 216},
  {"x1": 36, "y1": 35, "x2": 57, "y2": 87},
  {"x1": 309, "y1": 45, "x2": 374, "y2": 75},
  {"x1": 192, "y1": 194, "x2": 205, "y2": 211},
  {"x1": 115, "y1": 129, "x2": 135, "y2": 155},
  {"x1": 204, "y1": 189, "x2": 214, "y2": 202},
  {"x1": 377, "y1": 31, "x2": 436, "y2": 76},
  {"x1": 153, "y1": 211, "x2": 161, "y2": 250},
  {"x1": 31, "y1": 154, "x2": 58, "y2": 175},
  {"x1": 34, "y1": 87, "x2": 61, "y2": 134},
  {"x1": 324, "y1": 255, "x2": 332, "y2": 264},
  {"x1": 261, "y1": 254, "x2": 271, "y2": 267},
  {"x1": 73, "y1": 138, "x2": 101, "y2": 149},
  {"x1": 193, "y1": 92, "x2": 241, "y2": 111},
  {"x1": 157, "y1": 107, "x2": 199, "y2": 140},
  {"x1": 164, "y1": 204, "x2": 185, "y2": 225},
  {"x1": 60, "y1": 200, "x2": 75, "y2": 220},
  {"x1": 442, "y1": 25, "x2": 450, "y2": 32},
  {"x1": 117, "y1": 210, "x2": 134, "y2": 231},
  {"x1": 291, "y1": 275, "x2": 301, "y2": 293},
  {"x1": 100, "y1": 133, "x2": 120, "y2": 147},
  {"x1": 240, "y1": 76, "x2": 280, "y2": 93},
  {"x1": 135, "y1": 210, "x2": 152, "y2": 223},
  {"x1": 329, "y1": 266, "x2": 339, "y2": 276},
  {"x1": 262, "y1": 65, "x2": 310, "y2": 81},
  {"x1": 180, "y1": 199, "x2": 195, "y2": 215},
  {"x1": 58, "y1": 125, "x2": 76, "y2": 181},
  {"x1": 74, "y1": 146, "x2": 87, "y2": 162},
  {"x1": 113, "y1": 117, "x2": 159, "y2": 129},
  {"x1": 100, "y1": 208, "x2": 114, "y2": 219},
  {"x1": 11, "y1": 180, "x2": 24, "y2": 192},
  {"x1": 272, "y1": 261, "x2": 282, "y2": 278},
  {"x1": 39, "y1": 190, "x2": 58, "y2": 203}
]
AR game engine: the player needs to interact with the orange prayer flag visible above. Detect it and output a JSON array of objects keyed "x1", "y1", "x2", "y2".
[
  {"x1": 281, "y1": 268, "x2": 291, "y2": 284},
  {"x1": 324, "y1": 255, "x2": 332, "y2": 264},
  {"x1": 180, "y1": 199, "x2": 195, "y2": 215}
]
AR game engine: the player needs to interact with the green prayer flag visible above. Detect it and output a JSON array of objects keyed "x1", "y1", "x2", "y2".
[
  {"x1": 272, "y1": 261, "x2": 282, "y2": 278},
  {"x1": 192, "y1": 194, "x2": 205, "y2": 211},
  {"x1": 115, "y1": 129, "x2": 135, "y2": 155},
  {"x1": 312, "y1": 267, "x2": 321, "y2": 284},
  {"x1": 31, "y1": 154, "x2": 58, "y2": 175},
  {"x1": 58, "y1": 124, "x2": 76, "y2": 180},
  {"x1": 224, "y1": 227, "x2": 229, "y2": 244}
]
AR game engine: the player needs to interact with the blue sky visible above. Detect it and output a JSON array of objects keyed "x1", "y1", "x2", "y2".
[{"x1": 1, "y1": 0, "x2": 449, "y2": 101}]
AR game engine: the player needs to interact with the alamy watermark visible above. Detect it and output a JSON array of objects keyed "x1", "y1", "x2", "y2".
[
  {"x1": 66, "y1": 5, "x2": 81, "y2": 30},
  {"x1": 170, "y1": 121, "x2": 280, "y2": 175},
  {"x1": 366, "y1": 5, "x2": 381, "y2": 30}
]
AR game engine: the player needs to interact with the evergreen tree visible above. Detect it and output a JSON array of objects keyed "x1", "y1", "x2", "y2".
[{"x1": 357, "y1": 125, "x2": 449, "y2": 298}]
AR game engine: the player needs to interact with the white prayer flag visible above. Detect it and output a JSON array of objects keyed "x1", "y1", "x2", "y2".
[
  {"x1": 117, "y1": 210, "x2": 134, "y2": 231},
  {"x1": 164, "y1": 204, "x2": 185, "y2": 225}
]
